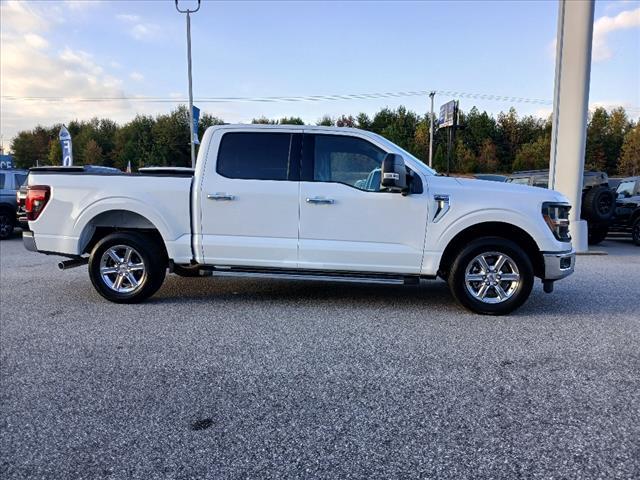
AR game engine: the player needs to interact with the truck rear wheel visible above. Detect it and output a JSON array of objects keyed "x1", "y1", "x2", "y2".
[
  {"x1": 448, "y1": 237, "x2": 534, "y2": 315},
  {"x1": 88, "y1": 232, "x2": 166, "y2": 303}
]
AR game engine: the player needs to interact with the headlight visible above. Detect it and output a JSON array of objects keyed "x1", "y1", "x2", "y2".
[{"x1": 542, "y1": 202, "x2": 571, "y2": 241}]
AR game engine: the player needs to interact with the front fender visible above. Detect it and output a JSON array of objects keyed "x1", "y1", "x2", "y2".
[{"x1": 421, "y1": 207, "x2": 562, "y2": 276}]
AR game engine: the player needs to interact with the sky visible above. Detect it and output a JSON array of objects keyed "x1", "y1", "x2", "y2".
[{"x1": 1, "y1": 0, "x2": 639, "y2": 151}]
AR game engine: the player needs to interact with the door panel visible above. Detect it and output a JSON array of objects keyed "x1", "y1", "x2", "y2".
[
  {"x1": 199, "y1": 131, "x2": 300, "y2": 267},
  {"x1": 298, "y1": 133, "x2": 429, "y2": 274}
]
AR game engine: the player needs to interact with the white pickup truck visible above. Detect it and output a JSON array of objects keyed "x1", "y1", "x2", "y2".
[{"x1": 23, "y1": 125, "x2": 575, "y2": 314}]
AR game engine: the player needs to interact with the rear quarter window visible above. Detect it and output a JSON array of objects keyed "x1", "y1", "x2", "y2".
[{"x1": 216, "y1": 132, "x2": 294, "y2": 181}]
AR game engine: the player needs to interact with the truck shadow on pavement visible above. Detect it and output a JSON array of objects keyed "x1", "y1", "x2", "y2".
[{"x1": 141, "y1": 273, "x2": 634, "y2": 318}]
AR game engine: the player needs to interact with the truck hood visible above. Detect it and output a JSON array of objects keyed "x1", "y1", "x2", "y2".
[{"x1": 451, "y1": 177, "x2": 569, "y2": 204}]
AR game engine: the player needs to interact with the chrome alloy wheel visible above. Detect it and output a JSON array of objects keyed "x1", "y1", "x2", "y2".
[
  {"x1": 464, "y1": 251, "x2": 521, "y2": 304},
  {"x1": 99, "y1": 245, "x2": 146, "y2": 293}
]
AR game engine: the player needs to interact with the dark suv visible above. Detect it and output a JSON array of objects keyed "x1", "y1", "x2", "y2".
[
  {"x1": 506, "y1": 170, "x2": 615, "y2": 245},
  {"x1": 0, "y1": 169, "x2": 28, "y2": 239},
  {"x1": 611, "y1": 176, "x2": 640, "y2": 246}
]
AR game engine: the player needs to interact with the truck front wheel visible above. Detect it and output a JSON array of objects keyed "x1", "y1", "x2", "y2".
[
  {"x1": 88, "y1": 232, "x2": 166, "y2": 303},
  {"x1": 448, "y1": 237, "x2": 534, "y2": 315}
]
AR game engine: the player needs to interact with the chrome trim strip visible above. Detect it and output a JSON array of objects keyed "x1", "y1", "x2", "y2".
[
  {"x1": 542, "y1": 249, "x2": 576, "y2": 280},
  {"x1": 432, "y1": 194, "x2": 450, "y2": 223}
]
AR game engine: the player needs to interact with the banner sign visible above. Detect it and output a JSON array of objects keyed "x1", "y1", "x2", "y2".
[
  {"x1": 59, "y1": 125, "x2": 73, "y2": 166},
  {"x1": 438, "y1": 100, "x2": 456, "y2": 129},
  {"x1": 0, "y1": 154, "x2": 13, "y2": 169},
  {"x1": 192, "y1": 105, "x2": 200, "y2": 145}
]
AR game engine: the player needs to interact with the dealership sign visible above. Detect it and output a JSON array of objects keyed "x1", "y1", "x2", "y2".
[{"x1": 438, "y1": 100, "x2": 457, "y2": 128}]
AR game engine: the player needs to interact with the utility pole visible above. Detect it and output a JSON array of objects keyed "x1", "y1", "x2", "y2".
[
  {"x1": 175, "y1": 0, "x2": 201, "y2": 169},
  {"x1": 428, "y1": 91, "x2": 435, "y2": 168}
]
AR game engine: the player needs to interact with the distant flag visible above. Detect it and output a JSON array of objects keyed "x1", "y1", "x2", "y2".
[
  {"x1": 59, "y1": 125, "x2": 73, "y2": 166},
  {"x1": 192, "y1": 105, "x2": 200, "y2": 145},
  {"x1": 126, "y1": 160, "x2": 132, "y2": 173}
]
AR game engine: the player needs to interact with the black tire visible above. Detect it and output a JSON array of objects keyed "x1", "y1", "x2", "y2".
[
  {"x1": 88, "y1": 232, "x2": 166, "y2": 303},
  {"x1": 588, "y1": 226, "x2": 608, "y2": 245},
  {"x1": 0, "y1": 209, "x2": 15, "y2": 240},
  {"x1": 447, "y1": 237, "x2": 534, "y2": 315},
  {"x1": 582, "y1": 186, "x2": 615, "y2": 223},
  {"x1": 632, "y1": 217, "x2": 640, "y2": 246}
]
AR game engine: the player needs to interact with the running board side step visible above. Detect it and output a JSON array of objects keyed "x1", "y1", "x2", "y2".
[{"x1": 196, "y1": 266, "x2": 422, "y2": 285}]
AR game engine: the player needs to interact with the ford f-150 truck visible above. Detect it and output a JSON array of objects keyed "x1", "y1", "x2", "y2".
[{"x1": 22, "y1": 125, "x2": 575, "y2": 314}]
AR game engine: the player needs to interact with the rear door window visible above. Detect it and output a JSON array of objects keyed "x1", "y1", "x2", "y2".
[
  {"x1": 217, "y1": 132, "x2": 298, "y2": 181},
  {"x1": 0, "y1": 173, "x2": 5, "y2": 190}
]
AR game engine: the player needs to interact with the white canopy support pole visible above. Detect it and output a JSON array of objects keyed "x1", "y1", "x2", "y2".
[{"x1": 549, "y1": 0, "x2": 595, "y2": 253}]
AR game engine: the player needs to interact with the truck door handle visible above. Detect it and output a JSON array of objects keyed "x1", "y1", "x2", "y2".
[
  {"x1": 306, "y1": 197, "x2": 335, "y2": 204},
  {"x1": 207, "y1": 193, "x2": 235, "y2": 201}
]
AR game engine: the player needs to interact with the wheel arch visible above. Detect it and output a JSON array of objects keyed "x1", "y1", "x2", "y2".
[
  {"x1": 438, "y1": 221, "x2": 544, "y2": 279},
  {"x1": 79, "y1": 209, "x2": 166, "y2": 256}
]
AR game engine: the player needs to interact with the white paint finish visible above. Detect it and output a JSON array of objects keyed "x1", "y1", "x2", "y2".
[
  {"x1": 28, "y1": 124, "x2": 575, "y2": 281},
  {"x1": 196, "y1": 126, "x2": 300, "y2": 267},
  {"x1": 298, "y1": 181, "x2": 429, "y2": 273},
  {"x1": 27, "y1": 173, "x2": 192, "y2": 261},
  {"x1": 549, "y1": 0, "x2": 595, "y2": 252},
  {"x1": 420, "y1": 176, "x2": 571, "y2": 275}
]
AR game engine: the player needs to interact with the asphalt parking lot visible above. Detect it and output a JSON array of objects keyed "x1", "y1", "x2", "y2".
[{"x1": 1, "y1": 233, "x2": 639, "y2": 479}]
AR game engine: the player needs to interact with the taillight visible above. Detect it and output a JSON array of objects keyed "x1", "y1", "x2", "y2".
[{"x1": 25, "y1": 186, "x2": 51, "y2": 221}]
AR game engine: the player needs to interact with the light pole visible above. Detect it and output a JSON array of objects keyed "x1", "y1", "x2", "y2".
[
  {"x1": 428, "y1": 91, "x2": 436, "y2": 168},
  {"x1": 175, "y1": 0, "x2": 201, "y2": 169}
]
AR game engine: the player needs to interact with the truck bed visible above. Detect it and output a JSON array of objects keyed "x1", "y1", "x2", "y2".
[{"x1": 27, "y1": 168, "x2": 193, "y2": 262}]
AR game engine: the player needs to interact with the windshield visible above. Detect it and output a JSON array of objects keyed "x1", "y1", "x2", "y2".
[
  {"x1": 617, "y1": 180, "x2": 635, "y2": 197},
  {"x1": 369, "y1": 132, "x2": 437, "y2": 176}
]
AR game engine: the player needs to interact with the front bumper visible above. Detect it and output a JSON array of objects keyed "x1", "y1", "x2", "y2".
[
  {"x1": 542, "y1": 249, "x2": 575, "y2": 280},
  {"x1": 23, "y1": 230, "x2": 38, "y2": 252}
]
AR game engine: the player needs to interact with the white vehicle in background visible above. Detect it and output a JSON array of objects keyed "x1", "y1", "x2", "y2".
[{"x1": 23, "y1": 125, "x2": 575, "y2": 315}]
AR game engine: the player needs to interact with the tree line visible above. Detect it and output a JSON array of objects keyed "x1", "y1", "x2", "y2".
[{"x1": 9, "y1": 104, "x2": 639, "y2": 176}]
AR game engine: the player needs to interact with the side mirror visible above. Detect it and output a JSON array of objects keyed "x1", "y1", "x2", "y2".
[{"x1": 380, "y1": 153, "x2": 407, "y2": 193}]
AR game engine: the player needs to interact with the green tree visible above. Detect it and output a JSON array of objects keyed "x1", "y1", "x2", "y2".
[
  {"x1": 477, "y1": 139, "x2": 499, "y2": 172},
  {"x1": 456, "y1": 139, "x2": 476, "y2": 173},
  {"x1": 618, "y1": 124, "x2": 640, "y2": 176},
  {"x1": 10, "y1": 126, "x2": 52, "y2": 168},
  {"x1": 84, "y1": 139, "x2": 104, "y2": 165},
  {"x1": 412, "y1": 120, "x2": 430, "y2": 164},
  {"x1": 496, "y1": 107, "x2": 521, "y2": 171},
  {"x1": 378, "y1": 106, "x2": 421, "y2": 154},
  {"x1": 278, "y1": 116, "x2": 304, "y2": 125},
  {"x1": 355, "y1": 113, "x2": 371, "y2": 130},
  {"x1": 113, "y1": 115, "x2": 156, "y2": 170},
  {"x1": 513, "y1": 135, "x2": 551, "y2": 171},
  {"x1": 463, "y1": 107, "x2": 498, "y2": 154},
  {"x1": 585, "y1": 107, "x2": 609, "y2": 171},
  {"x1": 152, "y1": 106, "x2": 191, "y2": 167},
  {"x1": 251, "y1": 117, "x2": 277, "y2": 124},
  {"x1": 317, "y1": 115, "x2": 334, "y2": 126},
  {"x1": 606, "y1": 107, "x2": 631, "y2": 173},
  {"x1": 47, "y1": 140, "x2": 62, "y2": 166}
]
